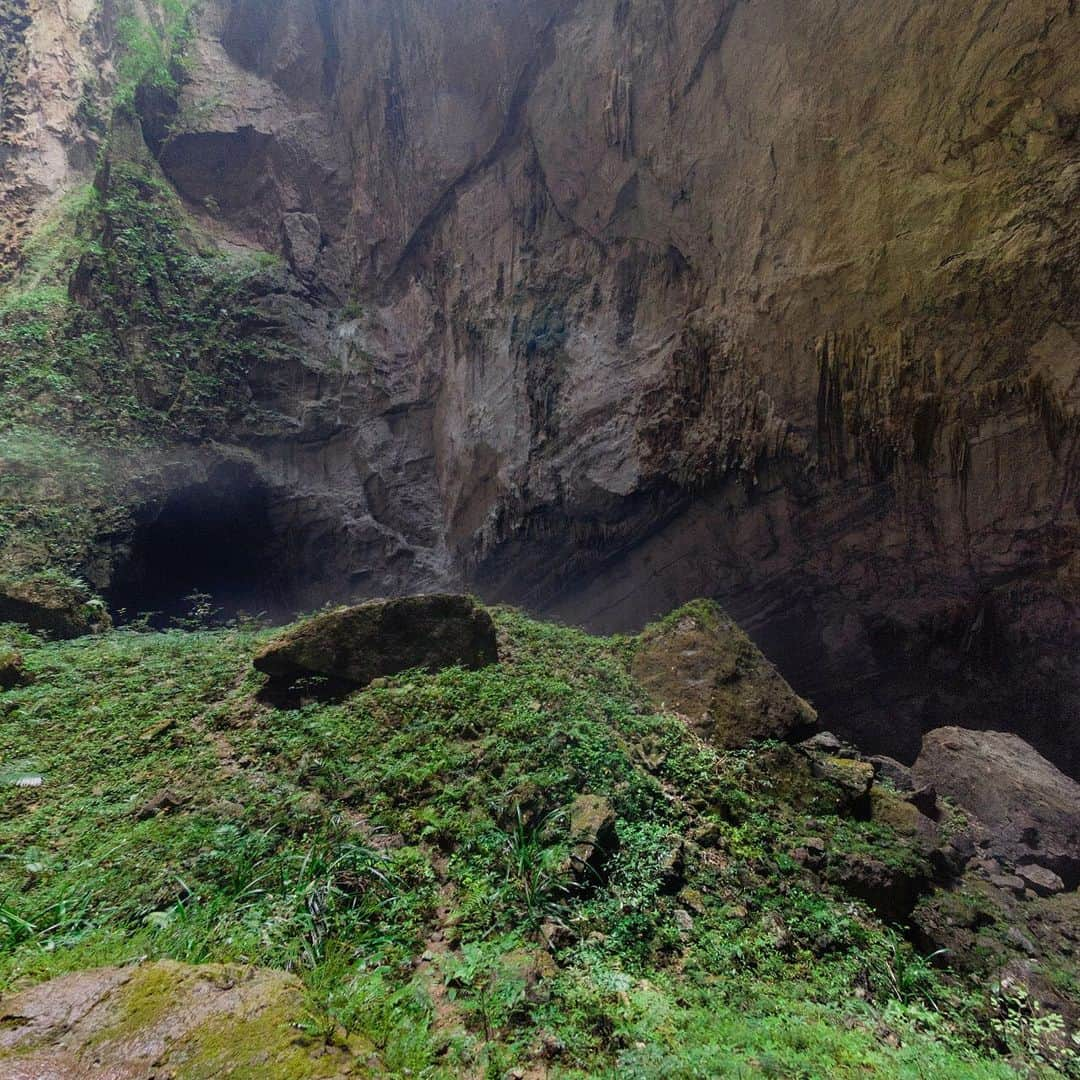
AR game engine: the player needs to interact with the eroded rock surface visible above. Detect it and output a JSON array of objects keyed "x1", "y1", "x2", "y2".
[
  {"x1": 0, "y1": 959, "x2": 374, "y2": 1078},
  {"x1": 632, "y1": 600, "x2": 817, "y2": 749},
  {"x1": 913, "y1": 726, "x2": 1080, "y2": 888},
  {"x1": 254, "y1": 593, "x2": 499, "y2": 689}
]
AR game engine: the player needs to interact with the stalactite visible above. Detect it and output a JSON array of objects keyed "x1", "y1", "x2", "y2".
[{"x1": 602, "y1": 69, "x2": 633, "y2": 158}]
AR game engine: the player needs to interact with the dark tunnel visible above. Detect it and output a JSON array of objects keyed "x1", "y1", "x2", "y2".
[{"x1": 107, "y1": 463, "x2": 288, "y2": 627}]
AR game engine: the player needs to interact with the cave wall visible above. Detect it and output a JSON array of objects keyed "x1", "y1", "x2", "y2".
[
  {"x1": 0, "y1": 0, "x2": 109, "y2": 273},
  {"x1": 4, "y1": 0, "x2": 1079, "y2": 769}
]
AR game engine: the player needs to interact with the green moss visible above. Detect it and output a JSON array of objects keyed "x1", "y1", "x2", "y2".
[
  {"x1": 114, "y1": 0, "x2": 194, "y2": 111},
  {"x1": 102, "y1": 962, "x2": 184, "y2": 1038},
  {"x1": 0, "y1": 0, "x2": 299, "y2": 579},
  {"x1": 0, "y1": 609, "x2": 1063, "y2": 1076},
  {"x1": 649, "y1": 597, "x2": 725, "y2": 635},
  {"x1": 0, "y1": 152, "x2": 296, "y2": 576}
]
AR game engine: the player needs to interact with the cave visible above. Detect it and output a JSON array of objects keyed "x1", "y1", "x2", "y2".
[{"x1": 107, "y1": 463, "x2": 288, "y2": 627}]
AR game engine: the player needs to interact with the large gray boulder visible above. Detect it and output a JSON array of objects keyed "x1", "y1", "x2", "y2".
[
  {"x1": 913, "y1": 727, "x2": 1080, "y2": 889},
  {"x1": 254, "y1": 594, "x2": 499, "y2": 689},
  {"x1": 631, "y1": 600, "x2": 817, "y2": 749}
]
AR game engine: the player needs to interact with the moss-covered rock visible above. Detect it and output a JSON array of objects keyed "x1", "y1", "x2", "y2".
[
  {"x1": 812, "y1": 755, "x2": 874, "y2": 795},
  {"x1": 631, "y1": 599, "x2": 817, "y2": 749},
  {"x1": 566, "y1": 792, "x2": 618, "y2": 885},
  {"x1": 0, "y1": 573, "x2": 111, "y2": 639},
  {"x1": 824, "y1": 850, "x2": 930, "y2": 922},
  {"x1": 0, "y1": 646, "x2": 29, "y2": 689},
  {"x1": 0, "y1": 959, "x2": 376, "y2": 1077},
  {"x1": 253, "y1": 594, "x2": 499, "y2": 690},
  {"x1": 869, "y1": 784, "x2": 933, "y2": 838}
]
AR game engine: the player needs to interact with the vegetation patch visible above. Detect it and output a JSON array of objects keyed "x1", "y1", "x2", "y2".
[
  {"x1": 1, "y1": 609, "x2": 1065, "y2": 1076},
  {"x1": 0, "y1": 144, "x2": 295, "y2": 583}
]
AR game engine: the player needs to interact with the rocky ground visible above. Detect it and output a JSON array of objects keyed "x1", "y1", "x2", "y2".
[{"x1": 1, "y1": 597, "x2": 1078, "y2": 1076}]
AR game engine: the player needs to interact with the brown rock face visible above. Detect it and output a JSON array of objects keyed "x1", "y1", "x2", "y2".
[
  {"x1": 631, "y1": 600, "x2": 817, "y2": 749},
  {"x1": 253, "y1": 593, "x2": 499, "y2": 688},
  {"x1": 913, "y1": 726, "x2": 1080, "y2": 888},
  {"x1": 0, "y1": 959, "x2": 374, "y2": 1076},
  {"x1": 5, "y1": 0, "x2": 1079, "y2": 770}
]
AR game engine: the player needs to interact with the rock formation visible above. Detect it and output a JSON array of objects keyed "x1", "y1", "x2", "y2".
[
  {"x1": 632, "y1": 599, "x2": 817, "y2": 749},
  {"x1": 253, "y1": 593, "x2": 499, "y2": 689},
  {"x1": 914, "y1": 726, "x2": 1080, "y2": 890},
  {"x1": 0, "y1": 960, "x2": 376, "y2": 1076},
  {"x1": 1, "y1": 0, "x2": 1077, "y2": 771}
]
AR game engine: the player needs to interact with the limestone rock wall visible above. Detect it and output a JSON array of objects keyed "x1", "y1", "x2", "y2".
[
  {"x1": 4, "y1": 0, "x2": 1078, "y2": 770},
  {"x1": 0, "y1": 0, "x2": 110, "y2": 272}
]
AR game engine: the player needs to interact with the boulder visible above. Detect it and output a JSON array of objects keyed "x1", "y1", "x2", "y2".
[
  {"x1": 0, "y1": 648, "x2": 30, "y2": 690},
  {"x1": 1017, "y1": 864, "x2": 1066, "y2": 898},
  {"x1": 0, "y1": 575, "x2": 111, "y2": 640},
  {"x1": 631, "y1": 600, "x2": 817, "y2": 749},
  {"x1": 931, "y1": 825, "x2": 977, "y2": 881},
  {"x1": 913, "y1": 727, "x2": 1080, "y2": 888},
  {"x1": 810, "y1": 755, "x2": 874, "y2": 798},
  {"x1": 133, "y1": 788, "x2": 187, "y2": 820},
  {"x1": 808, "y1": 755, "x2": 875, "y2": 816},
  {"x1": 254, "y1": 594, "x2": 499, "y2": 689},
  {"x1": 825, "y1": 851, "x2": 930, "y2": 921},
  {"x1": 799, "y1": 731, "x2": 844, "y2": 754},
  {"x1": 870, "y1": 785, "x2": 935, "y2": 839},
  {"x1": 907, "y1": 785, "x2": 940, "y2": 820},
  {"x1": 566, "y1": 794, "x2": 618, "y2": 886},
  {"x1": 0, "y1": 960, "x2": 375, "y2": 1077},
  {"x1": 867, "y1": 754, "x2": 915, "y2": 792},
  {"x1": 987, "y1": 871, "x2": 1028, "y2": 898}
]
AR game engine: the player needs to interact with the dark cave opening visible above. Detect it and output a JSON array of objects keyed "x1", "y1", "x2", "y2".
[{"x1": 107, "y1": 464, "x2": 288, "y2": 628}]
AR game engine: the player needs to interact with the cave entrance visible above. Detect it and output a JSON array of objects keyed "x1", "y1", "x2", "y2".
[{"x1": 108, "y1": 463, "x2": 287, "y2": 628}]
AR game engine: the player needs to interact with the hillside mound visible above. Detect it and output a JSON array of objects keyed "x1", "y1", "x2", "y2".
[{"x1": 0, "y1": 604, "x2": 1075, "y2": 1076}]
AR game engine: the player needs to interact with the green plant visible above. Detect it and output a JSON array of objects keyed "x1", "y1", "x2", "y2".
[
  {"x1": 501, "y1": 804, "x2": 569, "y2": 925},
  {"x1": 170, "y1": 591, "x2": 222, "y2": 631},
  {"x1": 876, "y1": 940, "x2": 947, "y2": 1006},
  {"x1": 989, "y1": 979, "x2": 1080, "y2": 1074},
  {"x1": 115, "y1": 0, "x2": 195, "y2": 109}
]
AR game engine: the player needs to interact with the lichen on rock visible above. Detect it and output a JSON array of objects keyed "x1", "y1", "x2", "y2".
[{"x1": 0, "y1": 959, "x2": 377, "y2": 1077}]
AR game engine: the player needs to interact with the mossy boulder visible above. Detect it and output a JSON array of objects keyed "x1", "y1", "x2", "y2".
[
  {"x1": 869, "y1": 784, "x2": 934, "y2": 838},
  {"x1": 0, "y1": 574, "x2": 111, "y2": 640},
  {"x1": 566, "y1": 793, "x2": 618, "y2": 886},
  {"x1": 0, "y1": 647, "x2": 30, "y2": 689},
  {"x1": 631, "y1": 600, "x2": 817, "y2": 749},
  {"x1": 254, "y1": 594, "x2": 499, "y2": 689},
  {"x1": 811, "y1": 756, "x2": 874, "y2": 798},
  {"x1": 824, "y1": 850, "x2": 931, "y2": 922},
  {"x1": 0, "y1": 959, "x2": 376, "y2": 1076}
]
